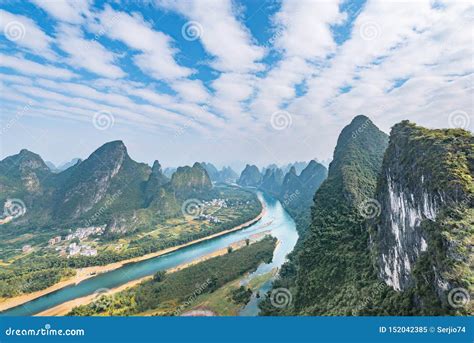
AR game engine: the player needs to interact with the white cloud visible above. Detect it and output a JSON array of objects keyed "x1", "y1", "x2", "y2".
[
  {"x1": 171, "y1": 79, "x2": 209, "y2": 103},
  {"x1": 0, "y1": 9, "x2": 56, "y2": 59},
  {"x1": 274, "y1": 0, "x2": 346, "y2": 59},
  {"x1": 285, "y1": 0, "x2": 474, "y2": 159},
  {"x1": 156, "y1": 0, "x2": 265, "y2": 73},
  {"x1": 56, "y1": 24, "x2": 125, "y2": 79},
  {"x1": 91, "y1": 5, "x2": 192, "y2": 80},
  {"x1": 0, "y1": 54, "x2": 76, "y2": 79},
  {"x1": 250, "y1": 0, "x2": 344, "y2": 123},
  {"x1": 155, "y1": 0, "x2": 267, "y2": 126},
  {"x1": 2, "y1": 0, "x2": 472, "y2": 166},
  {"x1": 30, "y1": 0, "x2": 92, "y2": 24}
]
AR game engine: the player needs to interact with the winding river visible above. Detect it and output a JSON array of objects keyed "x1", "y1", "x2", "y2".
[{"x1": 1, "y1": 191, "x2": 298, "y2": 316}]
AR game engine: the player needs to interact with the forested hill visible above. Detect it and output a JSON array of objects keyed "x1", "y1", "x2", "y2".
[
  {"x1": 0, "y1": 140, "x2": 213, "y2": 231},
  {"x1": 260, "y1": 115, "x2": 473, "y2": 316},
  {"x1": 291, "y1": 115, "x2": 389, "y2": 315}
]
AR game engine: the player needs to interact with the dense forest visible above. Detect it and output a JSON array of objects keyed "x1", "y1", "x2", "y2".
[{"x1": 260, "y1": 116, "x2": 473, "y2": 316}]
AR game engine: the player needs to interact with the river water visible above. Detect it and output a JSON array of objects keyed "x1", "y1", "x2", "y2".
[{"x1": 1, "y1": 192, "x2": 298, "y2": 316}]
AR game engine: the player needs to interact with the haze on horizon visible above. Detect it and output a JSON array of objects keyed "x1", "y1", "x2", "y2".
[{"x1": 0, "y1": 0, "x2": 472, "y2": 170}]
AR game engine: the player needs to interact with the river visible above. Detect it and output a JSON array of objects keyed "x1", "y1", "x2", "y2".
[{"x1": 1, "y1": 191, "x2": 298, "y2": 316}]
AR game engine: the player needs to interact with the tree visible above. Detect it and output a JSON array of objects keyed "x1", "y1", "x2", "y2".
[{"x1": 153, "y1": 270, "x2": 166, "y2": 282}]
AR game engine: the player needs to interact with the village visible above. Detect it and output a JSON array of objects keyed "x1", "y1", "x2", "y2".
[
  {"x1": 196, "y1": 198, "x2": 228, "y2": 223},
  {"x1": 22, "y1": 225, "x2": 105, "y2": 258},
  {"x1": 20, "y1": 198, "x2": 250, "y2": 258}
]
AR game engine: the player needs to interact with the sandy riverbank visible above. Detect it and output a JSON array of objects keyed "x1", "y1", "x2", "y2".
[
  {"x1": 0, "y1": 200, "x2": 266, "y2": 313},
  {"x1": 36, "y1": 231, "x2": 273, "y2": 316}
]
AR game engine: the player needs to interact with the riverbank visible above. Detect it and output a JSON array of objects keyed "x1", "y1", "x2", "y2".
[
  {"x1": 36, "y1": 231, "x2": 273, "y2": 316},
  {"x1": 0, "y1": 199, "x2": 266, "y2": 313}
]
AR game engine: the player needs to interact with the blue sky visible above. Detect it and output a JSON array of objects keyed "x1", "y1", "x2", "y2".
[{"x1": 0, "y1": 0, "x2": 472, "y2": 171}]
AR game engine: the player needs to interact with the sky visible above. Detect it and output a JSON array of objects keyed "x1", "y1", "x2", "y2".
[{"x1": 0, "y1": 0, "x2": 472, "y2": 171}]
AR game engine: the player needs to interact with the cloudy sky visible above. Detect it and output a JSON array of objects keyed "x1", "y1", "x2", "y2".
[{"x1": 0, "y1": 0, "x2": 472, "y2": 171}]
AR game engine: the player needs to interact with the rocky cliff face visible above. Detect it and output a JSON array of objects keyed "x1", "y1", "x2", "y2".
[
  {"x1": 373, "y1": 121, "x2": 473, "y2": 309},
  {"x1": 237, "y1": 164, "x2": 262, "y2": 187}
]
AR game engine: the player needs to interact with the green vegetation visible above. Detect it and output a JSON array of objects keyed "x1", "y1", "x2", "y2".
[
  {"x1": 230, "y1": 286, "x2": 253, "y2": 305},
  {"x1": 67, "y1": 236, "x2": 277, "y2": 316},
  {"x1": 282, "y1": 115, "x2": 389, "y2": 316},
  {"x1": 0, "y1": 267, "x2": 75, "y2": 298},
  {"x1": 0, "y1": 139, "x2": 261, "y2": 300},
  {"x1": 260, "y1": 116, "x2": 473, "y2": 316},
  {"x1": 184, "y1": 270, "x2": 274, "y2": 316},
  {"x1": 0, "y1": 185, "x2": 262, "y2": 298}
]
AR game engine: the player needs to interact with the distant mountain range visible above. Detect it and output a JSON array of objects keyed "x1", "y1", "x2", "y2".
[
  {"x1": 237, "y1": 159, "x2": 328, "y2": 229},
  {"x1": 161, "y1": 163, "x2": 238, "y2": 184},
  {"x1": 45, "y1": 158, "x2": 82, "y2": 173},
  {"x1": 200, "y1": 162, "x2": 239, "y2": 184}
]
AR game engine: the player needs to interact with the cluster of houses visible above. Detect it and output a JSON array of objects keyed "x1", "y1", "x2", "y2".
[
  {"x1": 201, "y1": 198, "x2": 228, "y2": 208},
  {"x1": 65, "y1": 242, "x2": 97, "y2": 257},
  {"x1": 197, "y1": 214, "x2": 221, "y2": 223},
  {"x1": 64, "y1": 226, "x2": 105, "y2": 241},
  {"x1": 44, "y1": 226, "x2": 105, "y2": 257},
  {"x1": 48, "y1": 236, "x2": 62, "y2": 245},
  {"x1": 47, "y1": 226, "x2": 105, "y2": 246},
  {"x1": 196, "y1": 198, "x2": 229, "y2": 223}
]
